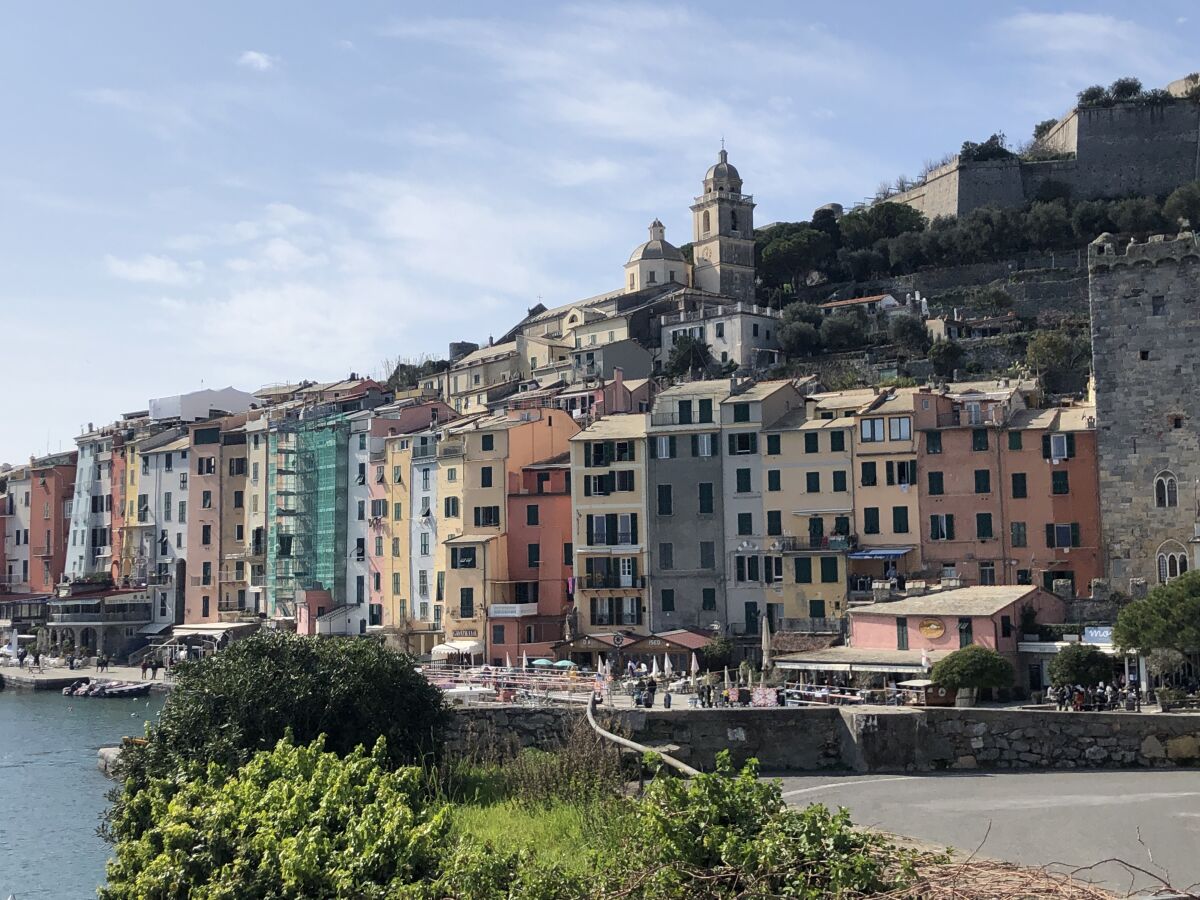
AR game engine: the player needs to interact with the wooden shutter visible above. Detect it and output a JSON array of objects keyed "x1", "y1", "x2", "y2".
[
  {"x1": 1045, "y1": 524, "x2": 1055, "y2": 548},
  {"x1": 886, "y1": 461, "x2": 895, "y2": 485},
  {"x1": 945, "y1": 514, "x2": 955, "y2": 540},
  {"x1": 1070, "y1": 523, "x2": 1080, "y2": 547},
  {"x1": 1042, "y1": 435, "x2": 1052, "y2": 459}
]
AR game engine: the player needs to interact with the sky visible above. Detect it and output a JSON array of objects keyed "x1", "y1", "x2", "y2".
[{"x1": 0, "y1": 2, "x2": 1196, "y2": 463}]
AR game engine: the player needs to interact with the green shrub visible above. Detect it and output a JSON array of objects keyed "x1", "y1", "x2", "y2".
[
  {"x1": 931, "y1": 645, "x2": 1014, "y2": 692},
  {"x1": 1048, "y1": 642, "x2": 1112, "y2": 687}
]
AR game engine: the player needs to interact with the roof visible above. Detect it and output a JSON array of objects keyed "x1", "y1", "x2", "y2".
[
  {"x1": 704, "y1": 149, "x2": 742, "y2": 188},
  {"x1": 850, "y1": 585, "x2": 1041, "y2": 618},
  {"x1": 627, "y1": 219, "x2": 685, "y2": 264},
  {"x1": 819, "y1": 293, "x2": 894, "y2": 310},
  {"x1": 944, "y1": 378, "x2": 1038, "y2": 397},
  {"x1": 142, "y1": 435, "x2": 189, "y2": 455},
  {"x1": 518, "y1": 288, "x2": 623, "y2": 328},
  {"x1": 570, "y1": 413, "x2": 648, "y2": 441},
  {"x1": 527, "y1": 451, "x2": 571, "y2": 468},
  {"x1": 810, "y1": 389, "x2": 877, "y2": 411},
  {"x1": 868, "y1": 388, "x2": 918, "y2": 415},
  {"x1": 654, "y1": 380, "x2": 731, "y2": 402},
  {"x1": 1008, "y1": 405, "x2": 1096, "y2": 433},
  {"x1": 451, "y1": 341, "x2": 518, "y2": 369},
  {"x1": 621, "y1": 378, "x2": 650, "y2": 394},
  {"x1": 719, "y1": 380, "x2": 799, "y2": 404},
  {"x1": 775, "y1": 645, "x2": 951, "y2": 672}
]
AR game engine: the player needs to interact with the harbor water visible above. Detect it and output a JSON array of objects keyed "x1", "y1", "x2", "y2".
[{"x1": 0, "y1": 689, "x2": 164, "y2": 898}]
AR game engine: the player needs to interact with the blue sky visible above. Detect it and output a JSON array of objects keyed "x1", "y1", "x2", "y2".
[{"x1": 1, "y1": 2, "x2": 1195, "y2": 462}]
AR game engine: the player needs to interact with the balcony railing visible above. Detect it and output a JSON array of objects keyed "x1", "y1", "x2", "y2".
[
  {"x1": 33, "y1": 546, "x2": 54, "y2": 557},
  {"x1": 487, "y1": 603, "x2": 539, "y2": 618},
  {"x1": 48, "y1": 607, "x2": 153, "y2": 624},
  {"x1": 650, "y1": 411, "x2": 715, "y2": 426},
  {"x1": 778, "y1": 617, "x2": 848, "y2": 634},
  {"x1": 147, "y1": 573, "x2": 173, "y2": 586},
  {"x1": 772, "y1": 534, "x2": 858, "y2": 552},
  {"x1": 439, "y1": 442, "x2": 464, "y2": 458},
  {"x1": 585, "y1": 532, "x2": 636, "y2": 548},
  {"x1": 578, "y1": 574, "x2": 646, "y2": 589},
  {"x1": 589, "y1": 613, "x2": 643, "y2": 627},
  {"x1": 412, "y1": 445, "x2": 438, "y2": 460}
]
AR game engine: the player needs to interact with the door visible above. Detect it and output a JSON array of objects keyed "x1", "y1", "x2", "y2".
[
  {"x1": 744, "y1": 602, "x2": 759, "y2": 635},
  {"x1": 808, "y1": 516, "x2": 824, "y2": 548},
  {"x1": 619, "y1": 556, "x2": 634, "y2": 588}
]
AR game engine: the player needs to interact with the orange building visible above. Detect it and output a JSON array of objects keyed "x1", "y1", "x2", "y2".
[
  {"x1": 916, "y1": 383, "x2": 1101, "y2": 595},
  {"x1": 493, "y1": 454, "x2": 574, "y2": 663},
  {"x1": 29, "y1": 451, "x2": 77, "y2": 592}
]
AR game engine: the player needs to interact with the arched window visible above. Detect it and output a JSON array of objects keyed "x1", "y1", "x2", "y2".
[
  {"x1": 702, "y1": 210, "x2": 711, "y2": 235},
  {"x1": 730, "y1": 209, "x2": 739, "y2": 232},
  {"x1": 1159, "y1": 554, "x2": 1169, "y2": 583},
  {"x1": 1169, "y1": 555, "x2": 1180, "y2": 579},
  {"x1": 1156, "y1": 541, "x2": 1190, "y2": 583},
  {"x1": 1154, "y1": 471, "x2": 1178, "y2": 508}
]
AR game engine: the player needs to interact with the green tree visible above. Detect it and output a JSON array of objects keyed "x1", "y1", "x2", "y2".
[
  {"x1": 697, "y1": 636, "x2": 734, "y2": 672},
  {"x1": 1025, "y1": 328, "x2": 1090, "y2": 393},
  {"x1": 959, "y1": 133, "x2": 1015, "y2": 163},
  {"x1": 777, "y1": 303, "x2": 824, "y2": 357},
  {"x1": 1047, "y1": 643, "x2": 1112, "y2": 687},
  {"x1": 888, "y1": 315, "x2": 931, "y2": 354},
  {"x1": 886, "y1": 230, "x2": 926, "y2": 272},
  {"x1": 930, "y1": 645, "x2": 1014, "y2": 692},
  {"x1": 109, "y1": 632, "x2": 447, "y2": 843},
  {"x1": 1025, "y1": 200, "x2": 1073, "y2": 248},
  {"x1": 1164, "y1": 181, "x2": 1200, "y2": 228},
  {"x1": 1077, "y1": 84, "x2": 1109, "y2": 107},
  {"x1": 1114, "y1": 571, "x2": 1200, "y2": 653},
  {"x1": 819, "y1": 313, "x2": 867, "y2": 351},
  {"x1": 838, "y1": 202, "x2": 925, "y2": 251},
  {"x1": 1109, "y1": 76, "x2": 1143, "y2": 101},
  {"x1": 928, "y1": 339, "x2": 964, "y2": 377},
  {"x1": 386, "y1": 356, "x2": 449, "y2": 391},
  {"x1": 665, "y1": 335, "x2": 723, "y2": 378},
  {"x1": 102, "y1": 737, "x2": 449, "y2": 899},
  {"x1": 1071, "y1": 199, "x2": 1117, "y2": 241},
  {"x1": 759, "y1": 226, "x2": 833, "y2": 292},
  {"x1": 1032, "y1": 118, "x2": 1058, "y2": 141},
  {"x1": 1110, "y1": 196, "x2": 1165, "y2": 233}
]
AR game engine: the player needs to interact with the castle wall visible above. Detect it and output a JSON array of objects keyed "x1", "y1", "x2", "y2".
[{"x1": 1088, "y1": 233, "x2": 1200, "y2": 592}]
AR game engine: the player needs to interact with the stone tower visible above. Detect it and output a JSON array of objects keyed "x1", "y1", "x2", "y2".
[
  {"x1": 690, "y1": 148, "x2": 756, "y2": 303},
  {"x1": 1089, "y1": 231, "x2": 1200, "y2": 592}
]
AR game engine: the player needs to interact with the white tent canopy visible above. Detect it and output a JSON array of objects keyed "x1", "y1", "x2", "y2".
[{"x1": 431, "y1": 640, "x2": 485, "y2": 658}]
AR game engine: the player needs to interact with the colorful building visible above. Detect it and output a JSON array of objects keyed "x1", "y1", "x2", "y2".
[{"x1": 29, "y1": 451, "x2": 77, "y2": 592}]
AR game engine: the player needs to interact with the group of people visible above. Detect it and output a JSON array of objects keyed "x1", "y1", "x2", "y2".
[
  {"x1": 140, "y1": 657, "x2": 163, "y2": 679},
  {"x1": 631, "y1": 676, "x2": 670, "y2": 708},
  {"x1": 1048, "y1": 682, "x2": 1139, "y2": 712}
]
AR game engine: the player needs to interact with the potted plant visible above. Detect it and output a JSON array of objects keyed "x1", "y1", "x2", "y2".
[{"x1": 930, "y1": 645, "x2": 1015, "y2": 707}]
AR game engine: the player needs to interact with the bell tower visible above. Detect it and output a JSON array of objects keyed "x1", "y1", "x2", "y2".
[{"x1": 690, "y1": 146, "x2": 756, "y2": 302}]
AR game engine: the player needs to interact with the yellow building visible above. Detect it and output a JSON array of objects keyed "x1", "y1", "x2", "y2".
[
  {"x1": 569, "y1": 414, "x2": 650, "y2": 638},
  {"x1": 446, "y1": 343, "x2": 521, "y2": 415}
]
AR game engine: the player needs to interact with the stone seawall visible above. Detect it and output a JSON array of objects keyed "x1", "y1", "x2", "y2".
[{"x1": 444, "y1": 705, "x2": 1200, "y2": 772}]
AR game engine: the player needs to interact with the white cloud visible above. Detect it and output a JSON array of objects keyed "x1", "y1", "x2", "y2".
[
  {"x1": 104, "y1": 253, "x2": 202, "y2": 286},
  {"x1": 237, "y1": 50, "x2": 278, "y2": 72}
]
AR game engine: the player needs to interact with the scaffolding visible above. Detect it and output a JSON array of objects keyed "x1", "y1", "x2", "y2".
[{"x1": 266, "y1": 407, "x2": 350, "y2": 617}]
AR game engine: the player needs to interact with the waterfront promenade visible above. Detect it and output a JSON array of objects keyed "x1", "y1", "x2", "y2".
[{"x1": 0, "y1": 662, "x2": 173, "y2": 691}]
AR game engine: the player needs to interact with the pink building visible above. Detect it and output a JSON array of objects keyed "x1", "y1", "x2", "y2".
[{"x1": 29, "y1": 452, "x2": 78, "y2": 593}]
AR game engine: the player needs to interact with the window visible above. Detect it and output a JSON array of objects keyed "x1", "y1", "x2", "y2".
[
  {"x1": 694, "y1": 433, "x2": 716, "y2": 457},
  {"x1": 860, "y1": 462, "x2": 877, "y2": 486},
  {"x1": 658, "y1": 543, "x2": 674, "y2": 569},
  {"x1": 480, "y1": 466, "x2": 493, "y2": 488},
  {"x1": 654, "y1": 436, "x2": 677, "y2": 458},
  {"x1": 473, "y1": 506, "x2": 500, "y2": 527},
  {"x1": 450, "y1": 547, "x2": 477, "y2": 568},
  {"x1": 1000, "y1": 614, "x2": 1013, "y2": 638},
  {"x1": 860, "y1": 418, "x2": 884, "y2": 442},
  {"x1": 863, "y1": 507, "x2": 880, "y2": 534},
  {"x1": 729, "y1": 432, "x2": 757, "y2": 455},
  {"x1": 201, "y1": 524, "x2": 211, "y2": 546},
  {"x1": 228, "y1": 457, "x2": 247, "y2": 477},
  {"x1": 201, "y1": 490, "x2": 212, "y2": 509},
  {"x1": 702, "y1": 588, "x2": 716, "y2": 610},
  {"x1": 767, "y1": 470, "x2": 781, "y2": 492},
  {"x1": 794, "y1": 557, "x2": 813, "y2": 584},
  {"x1": 888, "y1": 417, "x2": 911, "y2": 440},
  {"x1": 528, "y1": 543, "x2": 540, "y2": 568},
  {"x1": 459, "y1": 588, "x2": 475, "y2": 618},
  {"x1": 481, "y1": 434, "x2": 494, "y2": 451},
  {"x1": 927, "y1": 471, "x2": 944, "y2": 495},
  {"x1": 1152, "y1": 294, "x2": 1166, "y2": 316},
  {"x1": 892, "y1": 506, "x2": 909, "y2": 533},
  {"x1": 420, "y1": 533, "x2": 430, "y2": 555},
  {"x1": 202, "y1": 595, "x2": 210, "y2": 618},
  {"x1": 806, "y1": 472, "x2": 820, "y2": 493},
  {"x1": 698, "y1": 399, "x2": 713, "y2": 423},
  {"x1": 767, "y1": 510, "x2": 782, "y2": 535},
  {"x1": 447, "y1": 467, "x2": 457, "y2": 482},
  {"x1": 1157, "y1": 549, "x2": 1189, "y2": 583},
  {"x1": 661, "y1": 589, "x2": 675, "y2": 612},
  {"x1": 357, "y1": 500, "x2": 365, "y2": 521},
  {"x1": 616, "y1": 470, "x2": 634, "y2": 491},
  {"x1": 830, "y1": 431, "x2": 845, "y2": 452},
  {"x1": 979, "y1": 562, "x2": 996, "y2": 585},
  {"x1": 164, "y1": 492, "x2": 172, "y2": 520},
  {"x1": 657, "y1": 484, "x2": 674, "y2": 515},
  {"x1": 698, "y1": 482, "x2": 714, "y2": 514},
  {"x1": 976, "y1": 513, "x2": 993, "y2": 539},
  {"x1": 1047, "y1": 523, "x2": 1081, "y2": 549},
  {"x1": 930, "y1": 514, "x2": 955, "y2": 541},
  {"x1": 1051, "y1": 470, "x2": 1070, "y2": 495},
  {"x1": 958, "y1": 617, "x2": 973, "y2": 648},
  {"x1": 178, "y1": 500, "x2": 186, "y2": 523},
  {"x1": 767, "y1": 434, "x2": 782, "y2": 455},
  {"x1": 1011, "y1": 472, "x2": 1028, "y2": 499},
  {"x1": 699, "y1": 541, "x2": 715, "y2": 569},
  {"x1": 355, "y1": 538, "x2": 366, "y2": 561},
  {"x1": 732, "y1": 402, "x2": 750, "y2": 423},
  {"x1": 1011, "y1": 521, "x2": 1027, "y2": 548},
  {"x1": 356, "y1": 463, "x2": 366, "y2": 485},
  {"x1": 392, "y1": 537, "x2": 401, "y2": 557},
  {"x1": 1046, "y1": 433, "x2": 1073, "y2": 461},
  {"x1": 421, "y1": 468, "x2": 431, "y2": 490},
  {"x1": 1008, "y1": 431, "x2": 1023, "y2": 451},
  {"x1": 1155, "y1": 473, "x2": 1179, "y2": 508},
  {"x1": 832, "y1": 470, "x2": 847, "y2": 492},
  {"x1": 971, "y1": 429, "x2": 988, "y2": 451},
  {"x1": 896, "y1": 617, "x2": 908, "y2": 651},
  {"x1": 526, "y1": 504, "x2": 539, "y2": 526},
  {"x1": 737, "y1": 512, "x2": 753, "y2": 535},
  {"x1": 735, "y1": 469, "x2": 751, "y2": 493},
  {"x1": 974, "y1": 470, "x2": 991, "y2": 494},
  {"x1": 418, "y1": 571, "x2": 429, "y2": 597},
  {"x1": 808, "y1": 558, "x2": 834, "y2": 586},
  {"x1": 393, "y1": 465, "x2": 403, "y2": 484},
  {"x1": 563, "y1": 542, "x2": 572, "y2": 565},
  {"x1": 926, "y1": 431, "x2": 942, "y2": 454},
  {"x1": 803, "y1": 432, "x2": 818, "y2": 454}
]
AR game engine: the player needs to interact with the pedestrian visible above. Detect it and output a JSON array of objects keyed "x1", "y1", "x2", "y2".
[
  {"x1": 663, "y1": 687, "x2": 672, "y2": 709},
  {"x1": 646, "y1": 676, "x2": 657, "y2": 708},
  {"x1": 150, "y1": 659, "x2": 159, "y2": 680},
  {"x1": 17, "y1": 648, "x2": 26, "y2": 669},
  {"x1": 140, "y1": 659, "x2": 149, "y2": 680},
  {"x1": 31, "y1": 648, "x2": 39, "y2": 668}
]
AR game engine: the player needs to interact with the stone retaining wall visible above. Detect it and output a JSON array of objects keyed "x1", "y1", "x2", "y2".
[{"x1": 445, "y1": 705, "x2": 1200, "y2": 772}]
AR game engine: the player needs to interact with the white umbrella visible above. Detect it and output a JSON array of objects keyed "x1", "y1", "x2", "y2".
[
  {"x1": 690, "y1": 652, "x2": 701, "y2": 675},
  {"x1": 723, "y1": 666, "x2": 731, "y2": 691},
  {"x1": 761, "y1": 614, "x2": 773, "y2": 670},
  {"x1": 506, "y1": 652, "x2": 512, "y2": 670},
  {"x1": 921, "y1": 648, "x2": 931, "y2": 671},
  {"x1": 651, "y1": 656, "x2": 660, "y2": 678},
  {"x1": 748, "y1": 669, "x2": 755, "y2": 688},
  {"x1": 664, "y1": 655, "x2": 674, "y2": 678},
  {"x1": 522, "y1": 650, "x2": 529, "y2": 669}
]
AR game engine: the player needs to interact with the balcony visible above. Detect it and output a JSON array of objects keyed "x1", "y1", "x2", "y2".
[
  {"x1": 190, "y1": 575, "x2": 214, "y2": 587},
  {"x1": 146, "y1": 573, "x2": 174, "y2": 586},
  {"x1": 487, "y1": 602, "x2": 539, "y2": 618},
  {"x1": 772, "y1": 534, "x2": 858, "y2": 552},
  {"x1": 33, "y1": 545, "x2": 55, "y2": 558},
  {"x1": 778, "y1": 616, "x2": 848, "y2": 635},
  {"x1": 578, "y1": 574, "x2": 646, "y2": 590},
  {"x1": 250, "y1": 574, "x2": 266, "y2": 587},
  {"x1": 650, "y1": 411, "x2": 715, "y2": 427},
  {"x1": 588, "y1": 612, "x2": 643, "y2": 627},
  {"x1": 412, "y1": 444, "x2": 438, "y2": 460},
  {"x1": 48, "y1": 604, "x2": 152, "y2": 625},
  {"x1": 439, "y1": 442, "x2": 464, "y2": 459}
]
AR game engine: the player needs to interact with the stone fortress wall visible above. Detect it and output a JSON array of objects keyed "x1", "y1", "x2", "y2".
[
  {"x1": 887, "y1": 90, "x2": 1200, "y2": 220},
  {"x1": 1088, "y1": 232, "x2": 1200, "y2": 590}
]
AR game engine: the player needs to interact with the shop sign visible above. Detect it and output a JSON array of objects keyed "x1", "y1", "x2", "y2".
[
  {"x1": 1083, "y1": 626, "x2": 1113, "y2": 645},
  {"x1": 451, "y1": 629, "x2": 478, "y2": 638}
]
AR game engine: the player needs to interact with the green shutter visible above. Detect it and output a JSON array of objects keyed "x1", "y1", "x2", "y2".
[
  {"x1": 1042, "y1": 435, "x2": 1052, "y2": 459},
  {"x1": 1066, "y1": 433, "x2": 1076, "y2": 458},
  {"x1": 794, "y1": 557, "x2": 812, "y2": 583},
  {"x1": 1045, "y1": 523, "x2": 1055, "y2": 548},
  {"x1": 1070, "y1": 522, "x2": 1080, "y2": 547},
  {"x1": 945, "y1": 514, "x2": 955, "y2": 540}
]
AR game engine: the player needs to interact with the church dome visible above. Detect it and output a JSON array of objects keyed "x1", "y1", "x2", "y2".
[
  {"x1": 704, "y1": 148, "x2": 742, "y2": 192},
  {"x1": 627, "y1": 218, "x2": 685, "y2": 263}
]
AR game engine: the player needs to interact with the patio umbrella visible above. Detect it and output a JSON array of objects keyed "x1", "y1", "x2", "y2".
[
  {"x1": 522, "y1": 651, "x2": 529, "y2": 669},
  {"x1": 553, "y1": 659, "x2": 576, "y2": 668},
  {"x1": 690, "y1": 652, "x2": 701, "y2": 675},
  {"x1": 723, "y1": 666, "x2": 731, "y2": 691},
  {"x1": 748, "y1": 669, "x2": 755, "y2": 688},
  {"x1": 664, "y1": 655, "x2": 674, "y2": 678},
  {"x1": 651, "y1": 656, "x2": 660, "y2": 678},
  {"x1": 531, "y1": 658, "x2": 553, "y2": 667},
  {"x1": 505, "y1": 652, "x2": 512, "y2": 670},
  {"x1": 761, "y1": 614, "x2": 773, "y2": 670},
  {"x1": 921, "y1": 648, "x2": 931, "y2": 671}
]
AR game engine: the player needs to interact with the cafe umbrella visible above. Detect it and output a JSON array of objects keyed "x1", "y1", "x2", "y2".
[{"x1": 761, "y1": 615, "x2": 773, "y2": 670}]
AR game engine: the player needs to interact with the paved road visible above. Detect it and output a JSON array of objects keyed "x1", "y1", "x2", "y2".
[{"x1": 774, "y1": 770, "x2": 1200, "y2": 895}]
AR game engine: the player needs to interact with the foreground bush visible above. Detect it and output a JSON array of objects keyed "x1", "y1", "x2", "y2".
[{"x1": 102, "y1": 737, "x2": 449, "y2": 900}]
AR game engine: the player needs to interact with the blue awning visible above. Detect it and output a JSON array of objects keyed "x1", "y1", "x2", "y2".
[{"x1": 847, "y1": 548, "x2": 913, "y2": 560}]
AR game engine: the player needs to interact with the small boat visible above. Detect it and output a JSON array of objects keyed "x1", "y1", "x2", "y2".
[{"x1": 62, "y1": 678, "x2": 152, "y2": 699}]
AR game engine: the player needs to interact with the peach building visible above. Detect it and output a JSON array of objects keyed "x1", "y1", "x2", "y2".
[{"x1": 29, "y1": 451, "x2": 78, "y2": 592}]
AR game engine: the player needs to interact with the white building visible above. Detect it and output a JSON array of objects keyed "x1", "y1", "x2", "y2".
[
  {"x1": 65, "y1": 429, "x2": 114, "y2": 580},
  {"x1": 409, "y1": 428, "x2": 440, "y2": 629},
  {"x1": 339, "y1": 414, "x2": 374, "y2": 636},
  {"x1": 4, "y1": 467, "x2": 31, "y2": 592},
  {"x1": 148, "y1": 387, "x2": 257, "y2": 423},
  {"x1": 137, "y1": 429, "x2": 190, "y2": 630},
  {"x1": 659, "y1": 295, "x2": 782, "y2": 373}
]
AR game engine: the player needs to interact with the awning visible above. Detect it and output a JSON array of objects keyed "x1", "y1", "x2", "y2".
[
  {"x1": 431, "y1": 640, "x2": 484, "y2": 657},
  {"x1": 172, "y1": 623, "x2": 255, "y2": 640},
  {"x1": 847, "y1": 548, "x2": 913, "y2": 560},
  {"x1": 138, "y1": 621, "x2": 174, "y2": 635},
  {"x1": 444, "y1": 533, "x2": 496, "y2": 545}
]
